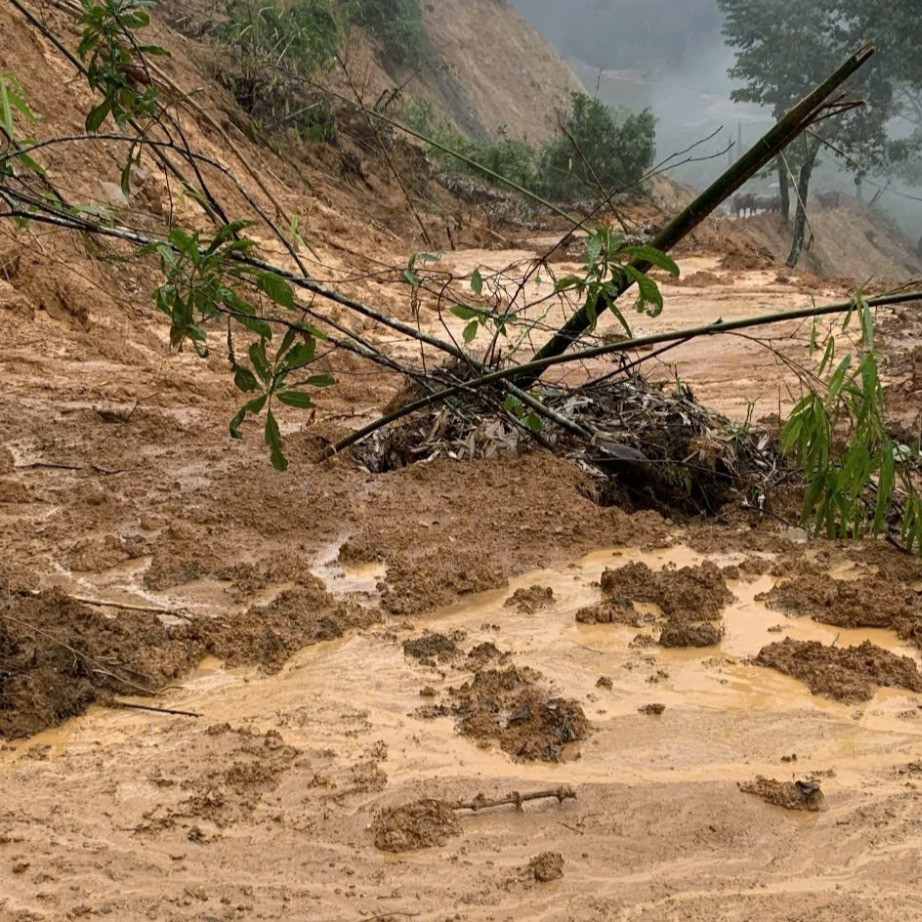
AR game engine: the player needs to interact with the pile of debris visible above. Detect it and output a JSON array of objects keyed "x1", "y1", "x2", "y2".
[{"x1": 355, "y1": 371, "x2": 784, "y2": 515}]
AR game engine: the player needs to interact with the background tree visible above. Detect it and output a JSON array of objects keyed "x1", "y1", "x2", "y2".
[{"x1": 717, "y1": 0, "x2": 905, "y2": 266}]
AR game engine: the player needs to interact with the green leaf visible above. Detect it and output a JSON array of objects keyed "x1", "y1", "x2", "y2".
[
  {"x1": 523, "y1": 412, "x2": 543, "y2": 432},
  {"x1": 277, "y1": 390, "x2": 315, "y2": 408},
  {"x1": 232, "y1": 364, "x2": 259, "y2": 393},
  {"x1": 470, "y1": 268, "x2": 484, "y2": 295},
  {"x1": 0, "y1": 77, "x2": 14, "y2": 137},
  {"x1": 622, "y1": 245, "x2": 680, "y2": 276},
  {"x1": 206, "y1": 219, "x2": 253, "y2": 253},
  {"x1": 462, "y1": 320, "x2": 479, "y2": 343},
  {"x1": 85, "y1": 99, "x2": 110, "y2": 132},
  {"x1": 281, "y1": 340, "x2": 316, "y2": 370},
  {"x1": 554, "y1": 275, "x2": 583, "y2": 292},
  {"x1": 257, "y1": 271, "x2": 295, "y2": 310},
  {"x1": 303, "y1": 373, "x2": 335, "y2": 387},
  {"x1": 229, "y1": 395, "x2": 266, "y2": 438},
  {"x1": 248, "y1": 340, "x2": 271, "y2": 383},
  {"x1": 451, "y1": 303, "x2": 486, "y2": 321},
  {"x1": 264, "y1": 409, "x2": 288, "y2": 472}
]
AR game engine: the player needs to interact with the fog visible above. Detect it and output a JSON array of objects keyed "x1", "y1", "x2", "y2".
[{"x1": 512, "y1": 0, "x2": 920, "y2": 240}]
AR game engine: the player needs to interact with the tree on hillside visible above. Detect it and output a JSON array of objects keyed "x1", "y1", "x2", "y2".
[{"x1": 717, "y1": 0, "x2": 907, "y2": 266}]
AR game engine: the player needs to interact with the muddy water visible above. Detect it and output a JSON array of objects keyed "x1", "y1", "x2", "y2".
[{"x1": 8, "y1": 544, "x2": 921, "y2": 791}]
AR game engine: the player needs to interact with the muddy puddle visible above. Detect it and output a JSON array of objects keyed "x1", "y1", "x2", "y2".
[{"x1": 7, "y1": 543, "x2": 921, "y2": 784}]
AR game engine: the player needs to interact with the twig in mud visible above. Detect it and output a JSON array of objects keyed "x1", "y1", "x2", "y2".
[
  {"x1": 0, "y1": 611, "x2": 156, "y2": 696},
  {"x1": 108, "y1": 701, "x2": 202, "y2": 718},
  {"x1": 20, "y1": 588, "x2": 186, "y2": 617},
  {"x1": 449, "y1": 786, "x2": 576, "y2": 813}
]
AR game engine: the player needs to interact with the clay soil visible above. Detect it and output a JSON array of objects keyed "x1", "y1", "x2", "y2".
[{"x1": 4, "y1": 4, "x2": 922, "y2": 921}]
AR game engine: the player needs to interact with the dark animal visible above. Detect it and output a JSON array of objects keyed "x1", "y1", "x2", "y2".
[
  {"x1": 733, "y1": 192, "x2": 755, "y2": 218},
  {"x1": 816, "y1": 189, "x2": 841, "y2": 211}
]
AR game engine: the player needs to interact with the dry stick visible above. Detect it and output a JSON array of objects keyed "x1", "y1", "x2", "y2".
[
  {"x1": 330, "y1": 289, "x2": 922, "y2": 454},
  {"x1": 334, "y1": 52, "x2": 433, "y2": 247},
  {"x1": 449, "y1": 786, "x2": 577, "y2": 812},
  {"x1": 19, "y1": 589, "x2": 185, "y2": 616},
  {"x1": 517, "y1": 42, "x2": 877, "y2": 386},
  {"x1": 108, "y1": 701, "x2": 201, "y2": 718}
]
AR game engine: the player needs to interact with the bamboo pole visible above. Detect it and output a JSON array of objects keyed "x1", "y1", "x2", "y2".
[{"x1": 516, "y1": 43, "x2": 876, "y2": 386}]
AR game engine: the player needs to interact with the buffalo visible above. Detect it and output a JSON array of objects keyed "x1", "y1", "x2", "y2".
[{"x1": 816, "y1": 189, "x2": 841, "y2": 211}]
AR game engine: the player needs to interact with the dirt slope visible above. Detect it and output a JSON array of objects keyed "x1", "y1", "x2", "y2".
[{"x1": 418, "y1": 0, "x2": 585, "y2": 140}]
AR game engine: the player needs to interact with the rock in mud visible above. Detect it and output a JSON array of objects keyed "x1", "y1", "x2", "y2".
[
  {"x1": 658, "y1": 621, "x2": 724, "y2": 648},
  {"x1": 739, "y1": 776, "x2": 826, "y2": 811},
  {"x1": 371, "y1": 799, "x2": 462, "y2": 852},
  {"x1": 755, "y1": 638, "x2": 922, "y2": 703},
  {"x1": 528, "y1": 851, "x2": 564, "y2": 882}
]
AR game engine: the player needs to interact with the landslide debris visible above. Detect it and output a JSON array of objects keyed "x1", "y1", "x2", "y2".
[
  {"x1": 449, "y1": 665, "x2": 588, "y2": 762},
  {"x1": 739, "y1": 776, "x2": 826, "y2": 812},
  {"x1": 0, "y1": 575, "x2": 378, "y2": 738},
  {"x1": 755, "y1": 638, "x2": 922, "y2": 703},
  {"x1": 582, "y1": 559, "x2": 733, "y2": 649},
  {"x1": 759, "y1": 573, "x2": 922, "y2": 648}
]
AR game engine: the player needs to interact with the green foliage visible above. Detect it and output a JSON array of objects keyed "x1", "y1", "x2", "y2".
[
  {"x1": 396, "y1": 92, "x2": 655, "y2": 203},
  {"x1": 781, "y1": 298, "x2": 922, "y2": 551},
  {"x1": 554, "y1": 226, "x2": 679, "y2": 336},
  {"x1": 77, "y1": 0, "x2": 168, "y2": 130},
  {"x1": 214, "y1": 0, "x2": 340, "y2": 141},
  {"x1": 538, "y1": 93, "x2": 656, "y2": 200},
  {"x1": 351, "y1": 0, "x2": 425, "y2": 69},
  {"x1": 216, "y1": 0, "x2": 340, "y2": 77},
  {"x1": 151, "y1": 221, "x2": 333, "y2": 470},
  {"x1": 0, "y1": 74, "x2": 44, "y2": 181},
  {"x1": 717, "y1": 0, "x2": 907, "y2": 175}
]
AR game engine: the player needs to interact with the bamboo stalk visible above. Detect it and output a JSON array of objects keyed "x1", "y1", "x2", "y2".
[{"x1": 517, "y1": 43, "x2": 876, "y2": 385}]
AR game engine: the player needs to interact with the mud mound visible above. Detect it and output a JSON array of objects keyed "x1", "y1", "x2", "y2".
[
  {"x1": 0, "y1": 589, "x2": 198, "y2": 739},
  {"x1": 449, "y1": 666, "x2": 588, "y2": 762},
  {"x1": 600, "y1": 560, "x2": 733, "y2": 620},
  {"x1": 403, "y1": 632, "x2": 460, "y2": 664},
  {"x1": 466, "y1": 641, "x2": 509, "y2": 670},
  {"x1": 1, "y1": 577, "x2": 378, "y2": 737},
  {"x1": 670, "y1": 269, "x2": 724, "y2": 288},
  {"x1": 575, "y1": 597, "x2": 651, "y2": 626},
  {"x1": 380, "y1": 548, "x2": 507, "y2": 616},
  {"x1": 659, "y1": 621, "x2": 724, "y2": 648},
  {"x1": 755, "y1": 638, "x2": 922, "y2": 703},
  {"x1": 759, "y1": 574, "x2": 922, "y2": 644},
  {"x1": 359, "y1": 375, "x2": 780, "y2": 517},
  {"x1": 186, "y1": 585, "x2": 378, "y2": 673},
  {"x1": 372, "y1": 799, "x2": 462, "y2": 852},
  {"x1": 528, "y1": 851, "x2": 565, "y2": 882},
  {"x1": 505, "y1": 585, "x2": 555, "y2": 614},
  {"x1": 739, "y1": 776, "x2": 826, "y2": 811}
]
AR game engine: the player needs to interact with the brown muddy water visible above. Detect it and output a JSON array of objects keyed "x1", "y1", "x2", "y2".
[{"x1": 3, "y1": 544, "x2": 922, "y2": 921}]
